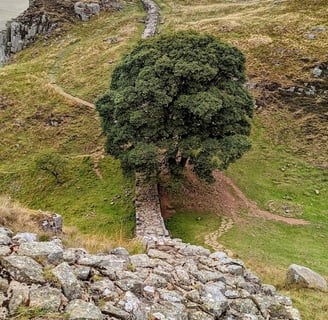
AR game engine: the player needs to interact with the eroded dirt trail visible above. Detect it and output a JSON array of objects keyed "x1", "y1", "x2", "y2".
[
  {"x1": 164, "y1": 169, "x2": 310, "y2": 255},
  {"x1": 220, "y1": 172, "x2": 310, "y2": 226},
  {"x1": 170, "y1": 170, "x2": 309, "y2": 226}
]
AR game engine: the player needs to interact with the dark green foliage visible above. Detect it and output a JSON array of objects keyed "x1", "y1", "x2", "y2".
[{"x1": 96, "y1": 31, "x2": 253, "y2": 181}]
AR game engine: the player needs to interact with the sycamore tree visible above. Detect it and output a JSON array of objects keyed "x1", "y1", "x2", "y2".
[{"x1": 96, "y1": 32, "x2": 254, "y2": 182}]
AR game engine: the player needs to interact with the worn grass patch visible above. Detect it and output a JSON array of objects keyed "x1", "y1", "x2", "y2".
[{"x1": 165, "y1": 210, "x2": 221, "y2": 249}]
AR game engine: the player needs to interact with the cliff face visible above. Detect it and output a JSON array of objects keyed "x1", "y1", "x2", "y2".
[{"x1": 0, "y1": 0, "x2": 122, "y2": 65}]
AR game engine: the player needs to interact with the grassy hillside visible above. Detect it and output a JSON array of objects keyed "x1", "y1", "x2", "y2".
[
  {"x1": 0, "y1": 0, "x2": 327, "y2": 318},
  {"x1": 156, "y1": 0, "x2": 327, "y2": 319},
  {"x1": 0, "y1": 1, "x2": 147, "y2": 249}
]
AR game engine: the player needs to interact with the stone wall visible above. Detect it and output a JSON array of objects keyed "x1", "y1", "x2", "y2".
[
  {"x1": 135, "y1": 175, "x2": 170, "y2": 243},
  {"x1": 0, "y1": 226, "x2": 301, "y2": 319},
  {"x1": 141, "y1": 0, "x2": 160, "y2": 39}
]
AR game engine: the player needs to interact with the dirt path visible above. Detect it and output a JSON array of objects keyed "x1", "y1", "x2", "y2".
[
  {"x1": 219, "y1": 172, "x2": 309, "y2": 226},
  {"x1": 50, "y1": 73, "x2": 104, "y2": 179},
  {"x1": 169, "y1": 169, "x2": 309, "y2": 226},
  {"x1": 45, "y1": 0, "x2": 161, "y2": 182},
  {"x1": 164, "y1": 169, "x2": 309, "y2": 255},
  {"x1": 204, "y1": 217, "x2": 234, "y2": 256},
  {"x1": 92, "y1": 149, "x2": 104, "y2": 180},
  {"x1": 48, "y1": 73, "x2": 95, "y2": 109},
  {"x1": 49, "y1": 83, "x2": 95, "y2": 109},
  {"x1": 48, "y1": 72, "x2": 104, "y2": 178},
  {"x1": 71, "y1": 149, "x2": 105, "y2": 180}
]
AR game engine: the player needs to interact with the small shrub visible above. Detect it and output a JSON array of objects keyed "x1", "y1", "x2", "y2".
[{"x1": 35, "y1": 150, "x2": 67, "y2": 184}]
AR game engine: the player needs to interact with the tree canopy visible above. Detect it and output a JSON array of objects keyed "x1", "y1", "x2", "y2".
[{"x1": 96, "y1": 31, "x2": 254, "y2": 182}]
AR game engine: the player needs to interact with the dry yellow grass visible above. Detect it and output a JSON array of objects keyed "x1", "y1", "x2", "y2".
[
  {"x1": 0, "y1": 195, "x2": 143, "y2": 253},
  {"x1": 159, "y1": 0, "x2": 328, "y2": 168},
  {"x1": 62, "y1": 225, "x2": 144, "y2": 254},
  {"x1": 0, "y1": 196, "x2": 46, "y2": 234}
]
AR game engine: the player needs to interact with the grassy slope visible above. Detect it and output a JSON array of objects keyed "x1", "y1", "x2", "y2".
[
  {"x1": 0, "y1": 1, "x2": 146, "y2": 250},
  {"x1": 0, "y1": 0, "x2": 327, "y2": 318},
  {"x1": 157, "y1": 0, "x2": 328, "y2": 319}
]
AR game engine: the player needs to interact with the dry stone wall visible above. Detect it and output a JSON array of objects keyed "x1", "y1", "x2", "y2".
[
  {"x1": 135, "y1": 175, "x2": 170, "y2": 242},
  {"x1": 141, "y1": 0, "x2": 160, "y2": 39},
  {"x1": 0, "y1": 227, "x2": 302, "y2": 320}
]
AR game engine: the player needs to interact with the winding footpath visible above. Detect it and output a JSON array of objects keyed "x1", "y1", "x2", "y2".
[
  {"x1": 46, "y1": 0, "x2": 160, "y2": 182},
  {"x1": 48, "y1": 81, "x2": 95, "y2": 109},
  {"x1": 204, "y1": 217, "x2": 234, "y2": 257}
]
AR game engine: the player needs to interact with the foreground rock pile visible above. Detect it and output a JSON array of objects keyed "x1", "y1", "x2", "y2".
[{"x1": 0, "y1": 227, "x2": 301, "y2": 319}]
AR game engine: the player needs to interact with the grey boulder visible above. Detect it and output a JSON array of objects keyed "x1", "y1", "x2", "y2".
[
  {"x1": 52, "y1": 262, "x2": 83, "y2": 299},
  {"x1": 8, "y1": 281, "x2": 29, "y2": 314},
  {"x1": 74, "y1": 2, "x2": 100, "y2": 22},
  {"x1": 29, "y1": 286, "x2": 63, "y2": 311},
  {"x1": 1, "y1": 255, "x2": 45, "y2": 283},
  {"x1": 100, "y1": 302, "x2": 130, "y2": 319},
  {"x1": 12, "y1": 232, "x2": 37, "y2": 243},
  {"x1": 17, "y1": 240, "x2": 63, "y2": 264},
  {"x1": 286, "y1": 264, "x2": 327, "y2": 290},
  {"x1": 130, "y1": 253, "x2": 151, "y2": 267},
  {"x1": 0, "y1": 234, "x2": 11, "y2": 245},
  {"x1": 0, "y1": 227, "x2": 13, "y2": 237}
]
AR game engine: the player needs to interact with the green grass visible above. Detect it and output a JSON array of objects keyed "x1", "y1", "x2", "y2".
[
  {"x1": 0, "y1": 154, "x2": 135, "y2": 240},
  {"x1": 0, "y1": 2, "x2": 145, "y2": 246},
  {"x1": 222, "y1": 219, "x2": 328, "y2": 276},
  {"x1": 0, "y1": 0, "x2": 327, "y2": 318},
  {"x1": 226, "y1": 117, "x2": 328, "y2": 223},
  {"x1": 165, "y1": 210, "x2": 221, "y2": 248},
  {"x1": 14, "y1": 306, "x2": 68, "y2": 320},
  {"x1": 166, "y1": 116, "x2": 328, "y2": 320},
  {"x1": 52, "y1": 2, "x2": 145, "y2": 101},
  {"x1": 220, "y1": 218, "x2": 328, "y2": 319}
]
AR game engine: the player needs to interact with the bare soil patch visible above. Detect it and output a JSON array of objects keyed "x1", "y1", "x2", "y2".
[{"x1": 162, "y1": 170, "x2": 309, "y2": 226}]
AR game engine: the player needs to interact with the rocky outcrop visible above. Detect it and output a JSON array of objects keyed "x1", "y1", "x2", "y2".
[
  {"x1": 74, "y1": 2, "x2": 101, "y2": 22},
  {"x1": 0, "y1": 13, "x2": 52, "y2": 65},
  {"x1": 0, "y1": 226, "x2": 301, "y2": 319},
  {"x1": 141, "y1": 0, "x2": 160, "y2": 39},
  {"x1": 0, "y1": 0, "x2": 122, "y2": 66},
  {"x1": 286, "y1": 264, "x2": 327, "y2": 291},
  {"x1": 74, "y1": 0, "x2": 122, "y2": 22}
]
